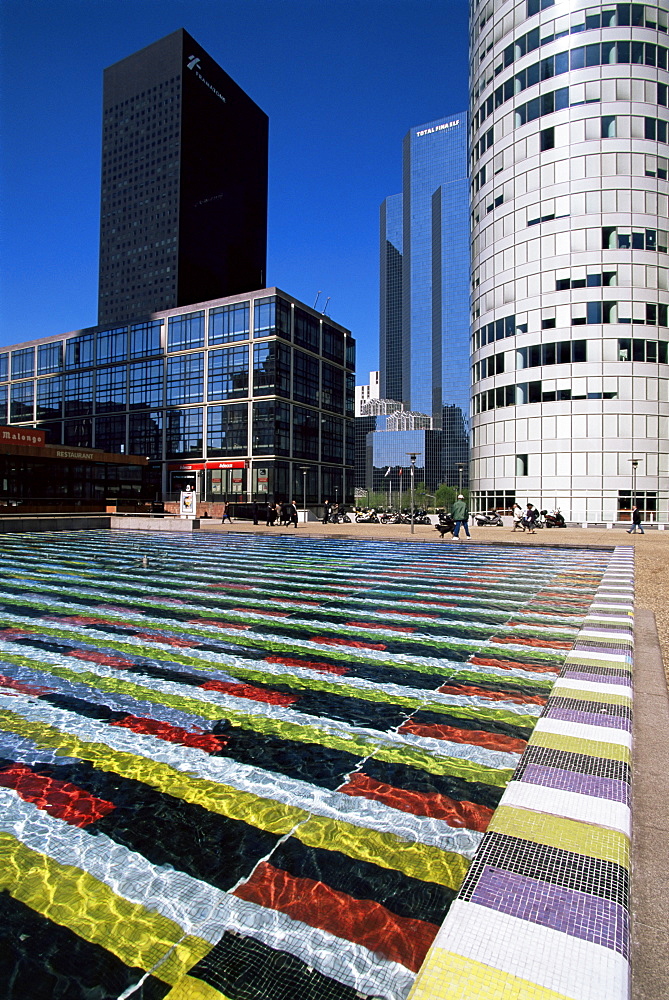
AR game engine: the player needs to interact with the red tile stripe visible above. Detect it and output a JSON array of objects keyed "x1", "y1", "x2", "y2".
[
  {"x1": 233, "y1": 861, "x2": 439, "y2": 972},
  {"x1": 0, "y1": 763, "x2": 116, "y2": 827},
  {"x1": 338, "y1": 772, "x2": 494, "y2": 832}
]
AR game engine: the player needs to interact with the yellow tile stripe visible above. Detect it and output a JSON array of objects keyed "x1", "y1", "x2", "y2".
[
  {"x1": 164, "y1": 977, "x2": 233, "y2": 1000},
  {"x1": 529, "y1": 728, "x2": 631, "y2": 764},
  {"x1": 551, "y1": 687, "x2": 631, "y2": 706},
  {"x1": 0, "y1": 709, "x2": 469, "y2": 888},
  {"x1": 488, "y1": 805, "x2": 630, "y2": 867},
  {"x1": 1, "y1": 657, "x2": 512, "y2": 787},
  {"x1": 0, "y1": 833, "x2": 210, "y2": 985},
  {"x1": 408, "y1": 950, "x2": 575, "y2": 1000}
]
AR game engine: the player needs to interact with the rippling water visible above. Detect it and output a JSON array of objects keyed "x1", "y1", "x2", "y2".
[{"x1": 0, "y1": 530, "x2": 609, "y2": 999}]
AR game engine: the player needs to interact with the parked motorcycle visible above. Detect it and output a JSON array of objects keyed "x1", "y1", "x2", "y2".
[
  {"x1": 355, "y1": 509, "x2": 379, "y2": 523},
  {"x1": 379, "y1": 512, "x2": 403, "y2": 524},
  {"x1": 474, "y1": 510, "x2": 503, "y2": 527},
  {"x1": 544, "y1": 508, "x2": 566, "y2": 528}
]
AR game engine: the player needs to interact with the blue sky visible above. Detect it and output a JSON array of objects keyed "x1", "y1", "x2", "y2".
[{"x1": 0, "y1": 0, "x2": 469, "y2": 378}]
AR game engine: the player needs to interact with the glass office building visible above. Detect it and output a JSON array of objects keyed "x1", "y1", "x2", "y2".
[
  {"x1": 470, "y1": 0, "x2": 669, "y2": 523},
  {"x1": 379, "y1": 114, "x2": 471, "y2": 487},
  {"x1": 379, "y1": 194, "x2": 404, "y2": 403},
  {"x1": 0, "y1": 289, "x2": 355, "y2": 505},
  {"x1": 99, "y1": 29, "x2": 268, "y2": 327}
]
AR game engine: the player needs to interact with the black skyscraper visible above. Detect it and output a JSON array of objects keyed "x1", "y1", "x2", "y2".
[{"x1": 98, "y1": 29, "x2": 268, "y2": 327}]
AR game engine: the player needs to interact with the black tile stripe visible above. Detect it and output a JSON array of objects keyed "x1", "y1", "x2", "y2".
[
  {"x1": 189, "y1": 930, "x2": 379, "y2": 1000},
  {"x1": 458, "y1": 831, "x2": 628, "y2": 909},
  {"x1": 546, "y1": 697, "x2": 631, "y2": 721},
  {"x1": 360, "y1": 758, "x2": 504, "y2": 810},
  {"x1": 0, "y1": 891, "x2": 170, "y2": 1000},
  {"x1": 513, "y1": 744, "x2": 629, "y2": 784},
  {"x1": 1, "y1": 759, "x2": 279, "y2": 892},
  {"x1": 270, "y1": 837, "x2": 457, "y2": 926}
]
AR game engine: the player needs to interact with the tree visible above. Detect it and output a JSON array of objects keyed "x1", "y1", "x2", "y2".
[{"x1": 435, "y1": 483, "x2": 469, "y2": 510}]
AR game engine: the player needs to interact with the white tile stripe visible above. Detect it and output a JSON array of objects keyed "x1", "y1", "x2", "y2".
[
  {"x1": 552, "y1": 678, "x2": 632, "y2": 698},
  {"x1": 430, "y1": 901, "x2": 630, "y2": 1000},
  {"x1": 501, "y1": 780, "x2": 631, "y2": 837}
]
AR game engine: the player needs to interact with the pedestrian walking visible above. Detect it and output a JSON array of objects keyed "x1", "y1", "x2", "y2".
[
  {"x1": 322, "y1": 501, "x2": 331, "y2": 525},
  {"x1": 627, "y1": 506, "x2": 645, "y2": 534},
  {"x1": 511, "y1": 503, "x2": 524, "y2": 531},
  {"x1": 289, "y1": 501, "x2": 299, "y2": 527},
  {"x1": 451, "y1": 494, "x2": 470, "y2": 539},
  {"x1": 266, "y1": 502, "x2": 276, "y2": 526},
  {"x1": 523, "y1": 503, "x2": 538, "y2": 533},
  {"x1": 221, "y1": 502, "x2": 233, "y2": 523},
  {"x1": 251, "y1": 501, "x2": 259, "y2": 525}
]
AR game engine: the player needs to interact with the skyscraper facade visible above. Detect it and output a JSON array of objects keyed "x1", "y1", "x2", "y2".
[
  {"x1": 379, "y1": 194, "x2": 404, "y2": 402},
  {"x1": 470, "y1": 0, "x2": 669, "y2": 524},
  {"x1": 98, "y1": 29, "x2": 268, "y2": 327},
  {"x1": 378, "y1": 114, "x2": 470, "y2": 487}
]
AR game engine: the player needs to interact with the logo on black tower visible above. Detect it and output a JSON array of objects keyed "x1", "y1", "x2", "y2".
[{"x1": 186, "y1": 54, "x2": 226, "y2": 103}]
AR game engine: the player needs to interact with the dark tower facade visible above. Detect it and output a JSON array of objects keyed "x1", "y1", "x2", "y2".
[{"x1": 98, "y1": 29, "x2": 268, "y2": 327}]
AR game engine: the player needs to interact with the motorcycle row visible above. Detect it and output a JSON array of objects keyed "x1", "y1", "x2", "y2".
[
  {"x1": 353, "y1": 508, "x2": 432, "y2": 525},
  {"x1": 474, "y1": 508, "x2": 566, "y2": 528}
]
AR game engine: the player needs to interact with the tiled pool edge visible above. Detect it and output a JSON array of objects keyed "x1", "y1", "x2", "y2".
[{"x1": 408, "y1": 545, "x2": 634, "y2": 1000}]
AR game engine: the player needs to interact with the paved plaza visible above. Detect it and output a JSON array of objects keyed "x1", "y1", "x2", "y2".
[{"x1": 0, "y1": 523, "x2": 666, "y2": 999}]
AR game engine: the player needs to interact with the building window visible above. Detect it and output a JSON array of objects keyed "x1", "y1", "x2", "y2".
[
  {"x1": 207, "y1": 404, "x2": 247, "y2": 456},
  {"x1": 129, "y1": 411, "x2": 163, "y2": 459},
  {"x1": 516, "y1": 454, "x2": 528, "y2": 476},
  {"x1": 97, "y1": 327, "x2": 128, "y2": 365},
  {"x1": 601, "y1": 115, "x2": 617, "y2": 138},
  {"x1": 11, "y1": 348, "x2": 35, "y2": 379},
  {"x1": 293, "y1": 350, "x2": 319, "y2": 404},
  {"x1": 166, "y1": 353, "x2": 204, "y2": 405},
  {"x1": 63, "y1": 419, "x2": 92, "y2": 448},
  {"x1": 64, "y1": 372, "x2": 94, "y2": 417},
  {"x1": 540, "y1": 126, "x2": 555, "y2": 151},
  {"x1": 10, "y1": 381, "x2": 34, "y2": 422},
  {"x1": 129, "y1": 360, "x2": 164, "y2": 409},
  {"x1": 130, "y1": 320, "x2": 162, "y2": 359},
  {"x1": 322, "y1": 324, "x2": 345, "y2": 364},
  {"x1": 0, "y1": 353, "x2": 8, "y2": 381},
  {"x1": 36, "y1": 376, "x2": 62, "y2": 420},
  {"x1": 252, "y1": 400, "x2": 290, "y2": 455},
  {"x1": 37, "y1": 342, "x2": 63, "y2": 375},
  {"x1": 96, "y1": 365, "x2": 127, "y2": 413},
  {"x1": 294, "y1": 308, "x2": 320, "y2": 353},
  {"x1": 253, "y1": 342, "x2": 291, "y2": 396},
  {"x1": 166, "y1": 407, "x2": 202, "y2": 458},
  {"x1": 321, "y1": 364, "x2": 344, "y2": 413},
  {"x1": 293, "y1": 405, "x2": 319, "y2": 460},
  {"x1": 321, "y1": 414, "x2": 343, "y2": 463},
  {"x1": 209, "y1": 302, "x2": 250, "y2": 345},
  {"x1": 208, "y1": 346, "x2": 249, "y2": 401},
  {"x1": 167, "y1": 311, "x2": 205, "y2": 352},
  {"x1": 96, "y1": 414, "x2": 126, "y2": 454},
  {"x1": 65, "y1": 333, "x2": 95, "y2": 369},
  {"x1": 253, "y1": 296, "x2": 292, "y2": 339}
]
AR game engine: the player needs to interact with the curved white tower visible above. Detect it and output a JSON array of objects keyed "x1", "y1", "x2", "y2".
[{"x1": 469, "y1": 0, "x2": 669, "y2": 525}]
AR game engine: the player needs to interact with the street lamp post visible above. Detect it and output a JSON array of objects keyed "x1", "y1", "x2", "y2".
[
  {"x1": 299, "y1": 466, "x2": 309, "y2": 523},
  {"x1": 406, "y1": 453, "x2": 419, "y2": 534},
  {"x1": 457, "y1": 464, "x2": 465, "y2": 495},
  {"x1": 629, "y1": 458, "x2": 642, "y2": 519}
]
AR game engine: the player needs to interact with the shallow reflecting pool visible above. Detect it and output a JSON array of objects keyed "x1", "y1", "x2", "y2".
[{"x1": 0, "y1": 531, "x2": 610, "y2": 1000}]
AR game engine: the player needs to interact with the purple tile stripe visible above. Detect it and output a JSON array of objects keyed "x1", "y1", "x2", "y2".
[
  {"x1": 471, "y1": 865, "x2": 630, "y2": 958},
  {"x1": 520, "y1": 763, "x2": 629, "y2": 804},
  {"x1": 546, "y1": 707, "x2": 632, "y2": 731},
  {"x1": 563, "y1": 671, "x2": 632, "y2": 686},
  {"x1": 574, "y1": 643, "x2": 632, "y2": 655}
]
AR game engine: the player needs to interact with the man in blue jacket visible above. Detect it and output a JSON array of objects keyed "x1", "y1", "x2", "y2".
[{"x1": 451, "y1": 495, "x2": 470, "y2": 540}]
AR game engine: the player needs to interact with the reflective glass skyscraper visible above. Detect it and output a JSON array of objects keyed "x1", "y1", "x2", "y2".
[{"x1": 379, "y1": 113, "x2": 470, "y2": 485}]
